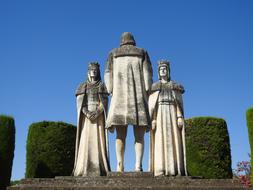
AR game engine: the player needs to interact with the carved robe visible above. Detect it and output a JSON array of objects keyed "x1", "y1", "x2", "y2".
[
  {"x1": 104, "y1": 45, "x2": 153, "y2": 129},
  {"x1": 148, "y1": 81, "x2": 187, "y2": 176},
  {"x1": 73, "y1": 81, "x2": 110, "y2": 176}
]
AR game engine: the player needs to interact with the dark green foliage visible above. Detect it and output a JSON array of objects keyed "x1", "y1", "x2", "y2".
[
  {"x1": 26, "y1": 121, "x2": 76, "y2": 178},
  {"x1": 0, "y1": 115, "x2": 15, "y2": 190},
  {"x1": 185, "y1": 117, "x2": 232, "y2": 179},
  {"x1": 10, "y1": 180, "x2": 20, "y2": 186},
  {"x1": 246, "y1": 108, "x2": 253, "y2": 184}
]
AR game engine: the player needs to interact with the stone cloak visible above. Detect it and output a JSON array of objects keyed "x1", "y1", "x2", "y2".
[
  {"x1": 104, "y1": 45, "x2": 153, "y2": 129},
  {"x1": 148, "y1": 81, "x2": 187, "y2": 176},
  {"x1": 73, "y1": 81, "x2": 110, "y2": 176}
]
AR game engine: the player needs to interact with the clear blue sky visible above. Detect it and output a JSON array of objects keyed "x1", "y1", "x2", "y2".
[{"x1": 0, "y1": 0, "x2": 252, "y2": 180}]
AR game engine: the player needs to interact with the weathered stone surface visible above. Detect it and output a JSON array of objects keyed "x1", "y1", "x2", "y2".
[
  {"x1": 149, "y1": 60, "x2": 187, "y2": 177},
  {"x1": 8, "y1": 172, "x2": 250, "y2": 190},
  {"x1": 73, "y1": 62, "x2": 110, "y2": 177},
  {"x1": 107, "y1": 171, "x2": 154, "y2": 178},
  {"x1": 104, "y1": 32, "x2": 153, "y2": 172}
]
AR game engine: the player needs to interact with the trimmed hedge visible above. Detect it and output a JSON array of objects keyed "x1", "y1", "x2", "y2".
[
  {"x1": 0, "y1": 115, "x2": 15, "y2": 190},
  {"x1": 26, "y1": 121, "x2": 76, "y2": 178},
  {"x1": 185, "y1": 117, "x2": 232, "y2": 178},
  {"x1": 246, "y1": 108, "x2": 253, "y2": 184}
]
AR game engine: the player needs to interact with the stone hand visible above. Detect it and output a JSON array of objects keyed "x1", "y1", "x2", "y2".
[
  {"x1": 88, "y1": 111, "x2": 97, "y2": 121},
  {"x1": 177, "y1": 117, "x2": 184, "y2": 130},
  {"x1": 85, "y1": 111, "x2": 92, "y2": 119},
  {"x1": 92, "y1": 108, "x2": 104, "y2": 120},
  {"x1": 82, "y1": 108, "x2": 90, "y2": 116},
  {"x1": 152, "y1": 120, "x2": 157, "y2": 130}
]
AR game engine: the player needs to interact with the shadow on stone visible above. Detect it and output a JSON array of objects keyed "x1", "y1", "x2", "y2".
[{"x1": 34, "y1": 162, "x2": 54, "y2": 178}]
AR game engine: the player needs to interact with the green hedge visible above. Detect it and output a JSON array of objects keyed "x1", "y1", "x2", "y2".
[
  {"x1": 185, "y1": 117, "x2": 232, "y2": 178},
  {"x1": 246, "y1": 108, "x2": 253, "y2": 184},
  {"x1": 0, "y1": 115, "x2": 15, "y2": 190},
  {"x1": 26, "y1": 121, "x2": 76, "y2": 178}
]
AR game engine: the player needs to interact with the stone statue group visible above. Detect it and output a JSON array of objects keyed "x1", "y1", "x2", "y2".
[{"x1": 72, "y1": 32, "x2": 187, "y2": 177}]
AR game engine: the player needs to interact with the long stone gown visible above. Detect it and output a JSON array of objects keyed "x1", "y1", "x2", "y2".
[
  {"x1": 73, "y1": 81, "x2": 110, "y2": 176},
  {"x1": 148, "y1": 81, "x2": 187, "y2": 176}
]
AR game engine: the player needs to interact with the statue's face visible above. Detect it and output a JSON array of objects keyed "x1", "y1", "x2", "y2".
[
  {"x1": 88, "y1": 68, "x2": 98, "y2": 79},
  {"x1": 159, "y1": 66, "x2": 168, "y2": 78}
]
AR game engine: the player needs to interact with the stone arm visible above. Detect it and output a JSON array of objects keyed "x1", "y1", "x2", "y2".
[
  {"x1": 82, "y1": 104, "x2": 89, "y2": 116},
  {"x1": 75, "y1": 83, "x2": 89, "y2": 119},
  {"x1": 176, "y1": 95, "x2": 183, "y2": 118},
  {"x1": 98, "y1": 83, "x2": 109, "y2": 116},
  {"x1": 82, "y1": 102, "x2": 93, "y2": 119},
  {"x1": 96, "y1": 102, "x2": 104, "y2": 116},
  {"x1": 175, "y1": 89, "x2": 184, "y2": 118},
  {"x1": 143, "y1": 51, "x2": 153, "y2": 94},
  {"x1": 149, "y1": 91, "x2": 159, "y2": 130},
  {"x1": 78, "y1": 91, "x2": 93, "y2": 119},
  {"x1": 151, "y1": 103, "x2": 158, "y2": 130},
  {"x1": 90, "y1": 89, "x2": 108, "y2": 121},
  {"x1": 104, "y1": 52, "x2": 114, "y2": 94},
  {"x1": 174, "y1": 90, "x2": 185, "y2": 129},
  {"x1": 100, "y1": 92, "x2": 108, "y2": 115},
  {"x1": 171, "y1": 82, "x2": 185, "y2": 118}
]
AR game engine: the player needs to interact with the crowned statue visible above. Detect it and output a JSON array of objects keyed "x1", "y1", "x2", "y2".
[
  {"x1": 73, "y1": 33, "x2": 187, "y2": 177},
  {"x1": 148, "y1": 60, "x2": 187, "y2": 176},
  {"x1": 73, "y1": 62, "x2": 110, "y2": 176}
]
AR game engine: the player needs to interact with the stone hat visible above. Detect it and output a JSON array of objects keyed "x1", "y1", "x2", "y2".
[
  {"x1": 158, "y1": 60, "x2": 171, "y2": 80},
  {"x1": 120, "y1": 32, "x2": 136, "y2": 46},
  {"x1": 158, "y1": 60, "x2": 170, "y2": 69},
  {"x1": 88, "y1": 62, "x2": 100, "y2": 70}
]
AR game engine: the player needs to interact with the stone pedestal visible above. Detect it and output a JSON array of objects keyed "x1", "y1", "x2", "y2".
[{"x1": 8, "y1": 172, "x2": 250, "y2": 190}]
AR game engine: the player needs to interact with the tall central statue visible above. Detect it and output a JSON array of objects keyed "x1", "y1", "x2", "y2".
[{"x1": 104, "y1": 32, "x2": 153, "y2": 172}]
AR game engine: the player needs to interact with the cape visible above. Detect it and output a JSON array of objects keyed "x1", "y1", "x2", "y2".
[
  {"x1": 150, "y1": 80, "x2": 185, "y2": 116},
  {"x1": 104, "y1": 44, "x2": 153, "y2": 128},
  {"x1": 73, "y1": 81, "x2": 109, "y2": 172},
  {"x1": 148, "y1": 80, "x2": 187, "y2": 176}
]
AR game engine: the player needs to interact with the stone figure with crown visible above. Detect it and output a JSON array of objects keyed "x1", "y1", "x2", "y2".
[
  {"x1": 8, "y1": 31, "x2": 248, "y2": 190},
  {"x1": 73, "y1": 33, "x2": 187, "y2": 177},
  {"x1": 73, "y1": 62, "x2": 110, "y2": 176},
  {"x1": 148, "y1": 60, "x2": 187, "y2": 176}
]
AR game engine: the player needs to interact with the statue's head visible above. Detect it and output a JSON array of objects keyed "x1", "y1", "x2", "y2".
[
  {"x1": 87, "y1": 62, "x2": 101, "y2": 82},
  {"x1": 120, "y1": 32, "x2": 136, "y2": 46},
  {"x1": 158, "y1": 60, "x2": 170, "y2": 81}
]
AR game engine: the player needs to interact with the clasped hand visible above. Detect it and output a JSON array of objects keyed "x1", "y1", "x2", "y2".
[{"x1": 82, "y1": 108, "x2": 101, "y2": 121}]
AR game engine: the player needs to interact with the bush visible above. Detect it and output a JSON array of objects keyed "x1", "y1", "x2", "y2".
[
  {"x1": 0, "y1": 115, "x2": 15, "y2": 190},
  {"x1": 185, "y1": 117, "x2": 232, "y2": 178},
  {"x1": 26, "y1": 121, "x2": 76, "y2": 178},
  {"x1": 10, "y1": 180, "x2": 20, "y2": 186},
  {"x1": 246, "y1": 108, "x2": 253, "y2": 184}
]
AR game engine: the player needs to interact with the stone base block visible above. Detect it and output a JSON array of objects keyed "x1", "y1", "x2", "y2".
[{"x1": 8, "y1": 172, "x2": 250, "y2": 190}]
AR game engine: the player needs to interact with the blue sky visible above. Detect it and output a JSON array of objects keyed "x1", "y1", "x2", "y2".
[{"x1": 0, "y1": 0, "x2": 252, "y2": 180}]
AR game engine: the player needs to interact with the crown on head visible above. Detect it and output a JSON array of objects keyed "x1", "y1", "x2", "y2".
[
  {"x1": 158, "y1": 60, "x2": 170, "y2": 68},
  {"x1": 88, "y1": 62, "x2": 100, "y2": 70}
]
